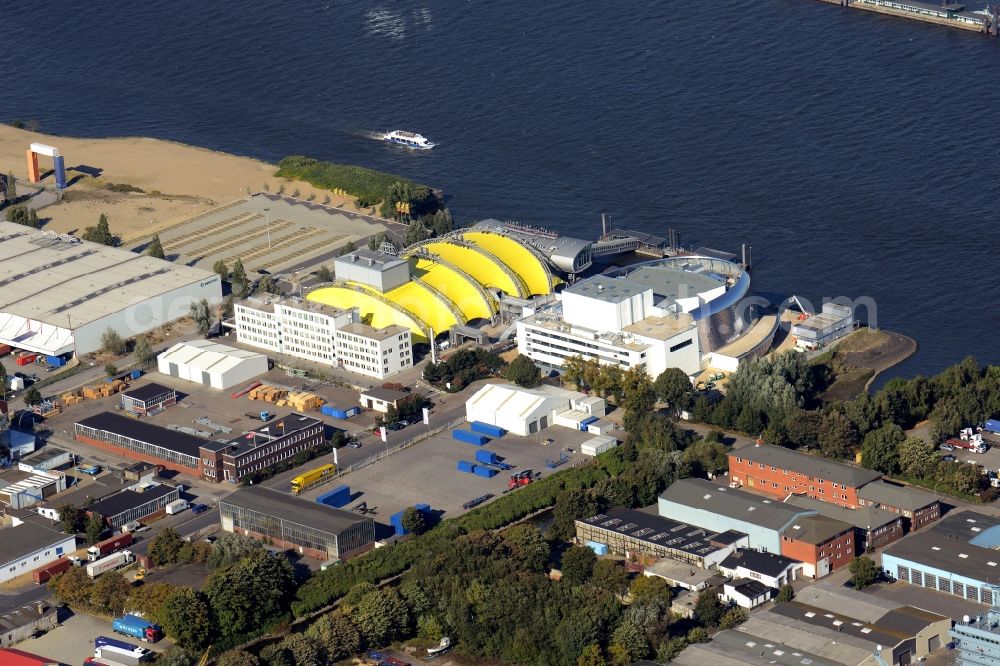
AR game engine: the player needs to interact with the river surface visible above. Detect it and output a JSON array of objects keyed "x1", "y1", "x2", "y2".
[{"x1": 4, "y1": 0, "x2": 999, "y2": 380}]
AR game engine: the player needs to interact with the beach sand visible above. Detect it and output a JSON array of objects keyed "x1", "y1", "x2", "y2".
[{"x1": 0, "y1": 125, "x2": 365, "y2": 242}]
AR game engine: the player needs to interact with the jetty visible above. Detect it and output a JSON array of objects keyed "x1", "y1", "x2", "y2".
[{"x1": 818, "y1": 0, "x2": 999, "y2": 35}]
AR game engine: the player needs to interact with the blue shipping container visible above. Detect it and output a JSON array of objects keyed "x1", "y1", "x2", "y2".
[
  {"x1": 985, "y1": 419, "x2": 1000, "y2": 434},
  {"x1": 44, "y1": 355, "x2": 66, "y2": 367},
  {"x1": 579, "y1": 416, "x2": 599, "y2": 431},
  {"x1": 585, "y1": 540, "x2": 609, "y2": 556},
  {"x1": 389, "y1": 510, "x2": 407, "y2": 536},
  {"x1": 457, "y1": 460, "x2": 475, "y2": 473},
  {"x1": 475, "y1": 450, "x2": 498, "y2": 465},
  {"x1": 323, "y1": 405, "x2": 360, "y2": 419},
  {"x1": 472, "y1": 465, "x2": 498, "y2": 478},
  {"x1": 453, "y1": 429, "x2": 489, "y2": 446},
  {"x1": 130, "y1": 369, "x2": 142, "y2": 380},
  {"x1": 316, "y1": 484, "x2": 351, "y2": 508},
  {"x1": 471, "y1": 421, "x2": 505, "y2": 438}
]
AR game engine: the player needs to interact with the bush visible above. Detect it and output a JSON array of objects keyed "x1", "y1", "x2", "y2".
[{"x1": 274, "y1": 156, "x2": 436, "y2": 215}]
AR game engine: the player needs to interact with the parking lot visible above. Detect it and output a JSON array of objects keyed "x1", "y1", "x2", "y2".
[
  {"x1": 16, "y1": 610, "x2": 171, "y2": 664},
  {"x1": 291, "y1": 423, "x2": 602, "y2": 528}
]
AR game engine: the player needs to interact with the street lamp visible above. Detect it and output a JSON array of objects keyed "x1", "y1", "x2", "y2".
[{"x1": 263, "y1": 207, "x2": 271, "y2": 249}]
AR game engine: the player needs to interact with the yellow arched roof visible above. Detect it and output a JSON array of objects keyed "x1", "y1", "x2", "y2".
[
  {"x1": 307, "y1": 286, "x2": 429, "y2": 342},
  {"x1": 383, "y1": 280, "x2": 459, "y2": 335},
  {"x1": 411, "y1": 258, "x2": 494, "y2": 322},
  {"x1": 461, "y1": 231, "x2": 552, "y2": 295},
  {"x1": 422, "y1": 241, "x2": 524, "y2": 297}
]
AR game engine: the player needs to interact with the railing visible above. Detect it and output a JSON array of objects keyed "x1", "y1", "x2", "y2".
[{"x1": 334, "y1": 417, "x2": 466, "y2": 479}]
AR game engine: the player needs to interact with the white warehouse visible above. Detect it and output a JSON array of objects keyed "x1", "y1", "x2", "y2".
[
  {"x1": 0, "y1": 223, "x2": 222, "y2": 357},
  {"x1": 157, "y1": 339, "x2": 268, "y2": 389},
  {"x1": 465, "y1": 383, "x2": 606, "y2": 436},
  {"x1": 0, "y1": 521, "x2": 76, "y2": 584}
]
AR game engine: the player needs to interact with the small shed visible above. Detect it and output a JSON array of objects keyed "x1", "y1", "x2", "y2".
[
  {"x1": 580, "y1": 435, "x2": 618, "y2": 457},
  {"x1": 359, "y1": 387, "x2": 409, "y2": 413},
  {"x1": 121, "y1": 383, "x2": 177, "y2": 415},
  {"x1": 722, "y1": 578, "x2": 772, "y2": 609}
]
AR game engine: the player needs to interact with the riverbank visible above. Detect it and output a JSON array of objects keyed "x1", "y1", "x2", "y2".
[
  {"x1": 0, "y1": 126, "x2": 368, "y2": 243},
  {"x1": 815, "y1": 328, "x2": 918, "y2": 402}
]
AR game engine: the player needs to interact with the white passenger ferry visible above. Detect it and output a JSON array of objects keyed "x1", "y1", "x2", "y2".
[{"x1": 381, "y1": 130, "x2": 435, "y2": 149}]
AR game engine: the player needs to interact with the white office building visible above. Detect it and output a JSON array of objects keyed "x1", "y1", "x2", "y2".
[
  {"x1": 235, "y1": 295, "x2": 355, "y2": 365},
  {"x1": 334, "y1": 323, "x2": 413, "y2": 379},
  {"x1": 517, "y1": 256, "x2": 764, "y2": 378},
  {"x1": 0, "y1": 521, "x2": 76, "y2": 584}
]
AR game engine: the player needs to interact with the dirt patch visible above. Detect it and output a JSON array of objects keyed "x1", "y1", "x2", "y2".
[{"x1": 816, "y1": 329, "x2": 917, "y2": 402}]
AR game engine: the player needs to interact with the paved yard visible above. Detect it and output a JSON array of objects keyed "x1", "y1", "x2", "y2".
[{"x1": 16, "y1": 609, "x2": 171, "y2": 664}]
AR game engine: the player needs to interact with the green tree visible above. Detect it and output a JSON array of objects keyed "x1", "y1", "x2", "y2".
[
  {"x1": 155, "y1": 647, "x2": 194, "y2": 666},
  {"x1": 591, "y1": 559, "x2": 629, "y2": 596},
  {"x1": 203, "y1": 550, "x2": 295, "y2": 640},
  {"x1": 189, "y1": 298, "x2": 213, "y2": 336},
  {"x1": 400, "y1": 506, "x2": 428, "y2": 535},
  {"x1": 683, "y1": 438, "x2": 729, "y2": 477},
  {"x1": 146, "y1": 234, "x2": 165, "y2": 259},
  {"x1": 149, "y1": 527, "x2": 185, "y2": 565},
  {"x1": 819, "y1": 410, "x2": 857, "y2": 459},
  {"x1": 720, "y1": 606, "x2": 749, "y2": 629},
  {"x1": 656, "y1": 637, "x2": 688, "y2": 662},
  {"x1": 57, "y1": 504, "x2": 80, "y2": 533},
  {"x1": 314, "y1": 265, "x2": 332, "y2": 282},
  {"x1": 128, "y1": 582, "x2": 177, "y2": 625},
  {"x1": 160, "y1": 587, "x2": 214, "y2": 651},
  {"x1": 786, "y1": 410, "x2": 823, "y2": 449},
  {"x1": 503, "y1": 354, "x2": 542, "y2": 388},
  {"x1": 101, "y1": 328, "x2": 126, "y2": 355},
  {"x1": 551, "y1": 489, "x2": 598, "y2": 541},
  {"x1": 91, "y1": 572, "x2": 130, "y2": 615},
  {"x1": 404, "y1": 219, "x2": 431, "y2": 246},
  {"x1": 50, "y1": 566, "x2": 93, "y2": 606},
  {"x1": 255, "y1": 274, "x2": 280, "y2": 295},
  {"x1": 278, "y1": 634, "x2": 326, "y2": 666},
  {"x1": 305, "y1": 611, "x2": 361, "y2": 662},
  {"x1": 231, "y1": 258, "x2": 250, "y2": 298},
  {"x1": 5, "y1": 172, "x2": 17, "y2": 202},
  {"x1": 104, "y1": 363, "x2": 118, "y2": 377},
  {"x1": 686, "y1": 627, "x2": 710, "y2": 643},
  {"x1": 82, "y1": 213, "x2": 118, "y2": 246},
  {"x1": 430, "y1": 208, "x2": 454, "y2": 236},
  {"x1": 213, "y1": 259, "x2": 229, "y2": 281},
  {"x1": 216, "y1": 651, "x2": 260, "y2": 666},
  {"x1": 5, "y1": 204, "x2": 39, "y2": 228},
  {"x1": 368, "y1": 232, "x2": 388, "y2": 251},
  {"x1": 23, "y1": 384, "x2": 43, "y2": 406},
  {"x1": 629, "y1": 575, "x2": 672, "y2": 604},
  {"x1": 654, "y1": 368, "x2": 694, "y2": 415},
  {"x1": 560, "y1": 545, "x2": 597, "y2": 586},
  {"x1": 776, "y1": 584, "x2": 795, "y2": 602},
  {"x1": 861, "y1": 422, "x2": 905, "y2": 475},
  {"x1": 850, "y1": 555, "x2": 879, "y2": 589},
  {"x1": 354, "y1": 588, "x2": 410, "y2": 647},
  {"x1": 578, "y1": 643, "x2": 607, "y2": 666},
  {"x1": 259, "y1": 644, "x2": 293, "y2": 666},
  {"x1": 132, "y1": 335, "x2": 154, "y2": 369},
  {"x1": 899, "y1": 436, "x2": 935, "y2": 479},
  {"x1": 694, "y1": 589, "x2": 723, "y2": 626},
  {"x1": 608, "y1": 619, "x2": 649, "y2": 663},
  {"x1": 85, "y1": 513, "x2": 106, "y2": 544}
]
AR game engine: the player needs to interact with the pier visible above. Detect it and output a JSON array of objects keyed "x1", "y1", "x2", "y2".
[{"x1": 818, "y1": 0, "x2": 998, "y2": 35}]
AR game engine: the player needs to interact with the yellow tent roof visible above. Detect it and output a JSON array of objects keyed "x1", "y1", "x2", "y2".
[
  {"x1": 412, "y1": 258, "x2": 494, "y2": 322},
  {"x1": 462, "y1": 231, "x2": 553, "y2": 295},
  {"x1": 382, "y1": 280, "x2": 459, "y2": 334},
  {"x1": 421, "y1": 241, "x2": 525, "y2": 297},
  {"x1": 307, "y1": 286, "x2": 429, "y2": 342}
]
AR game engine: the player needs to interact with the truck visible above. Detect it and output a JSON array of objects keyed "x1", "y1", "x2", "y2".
[
  {"x1": 88, "y1": 533, "x2": 134, "y2": 561},
  {"x1": 112, "y1": 614, "x2": 163, "y2": 643},
  {"x1": 31, "y1": 557, "x2": 73, "y2": 585},
  {"x1": 164, "y1": 499, "x2": 189, "y2": 515},
  {"x1": 87, "y1": 550, "x2": 135, "y2": 578},
  {"x1": 76, "y1": 464, "x2": 102, "y2": 476},
  {"x1": 94, "y1": 644, "x2": 152, "y2": 665},
  {"x1": 96, "y1": 635, "x2": 149, "y2": 654},
  {"x1": 984, "y1": 419, "x2": 1000, "y2": 435},
  {"x1": 245, "y1": 410, "x2": 271, "y2": 421},
  {"x1": 949, "y1": 433, "x2": 987, "y2": 454}
]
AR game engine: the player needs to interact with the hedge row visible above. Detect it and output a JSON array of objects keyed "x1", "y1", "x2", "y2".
[{"x1": 274, "y1": 155, "x2": 434, "y2": 208}]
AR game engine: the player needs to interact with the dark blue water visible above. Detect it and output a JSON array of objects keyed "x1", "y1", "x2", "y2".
[{"x1": 4, "y1": 0, "x2": 999, "y2": 380}]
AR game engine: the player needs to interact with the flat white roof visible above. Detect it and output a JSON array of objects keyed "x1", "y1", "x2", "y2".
[
  {"x1": 467, "y1": 383, "x2": 582, "y2": 419},
  {"x1": 0, "y1": 222, "x2": 218, "y2": 329},
  {"x1": 158, "y1": 339, "x2": 267, "y2": 374}
]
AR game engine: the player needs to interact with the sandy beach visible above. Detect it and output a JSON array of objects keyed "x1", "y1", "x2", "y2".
[{"x1": 0, "y1": 125, "x2": 365, "y2": 242}]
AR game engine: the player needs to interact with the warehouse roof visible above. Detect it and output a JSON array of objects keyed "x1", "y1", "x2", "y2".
[
  {"x1": 222, "y1": 413, "x2": 323, "y2": 457},
  {"x1": 781, "y1": 514, "x2": 853, "y2": 545},
  {"x1": 739, "y1": 612, "x2": 878, "y2": 665},
  {"x1": 770, "y1": 601, "x2": 905, "y2": 648},
  {"x1": 660, "y1": 478, "x2": 815, "y2": 531},
  {"x1": 857, "y1": 480, "x2": 939, "y2": 512},
  {"x1": 564, "y1": 274, "x2": 649, "y2": 303},
  {"x1": 221, "y1": 486, "x2": 371, "y2": 535},
  {"x1": 675, "y1": 631, "x2": 844, "y2": 666},
  {"x1": 720, "y1": 549, "x2": 801, "y2": 578},
  {"x1": 0, "y1": 522, "x2": 71, "y2": 567},
  {"x1": 77, "y1": 412, "x2": 209, "y2": 458},
  {"x1": 466, "y1": 383, "x2": 582, "y2": 419},
  {"x1": 785, "y1": 494, "x2": 901, "y2": 531},
  {"x1": 41, "y1": 476, "x2": 128, "y2": 510},
  {"x1": 87, "y1": 484, "x2": 178, "y2": 518},
  {"x1": 733, "y1": 445, "x2": 882, "y2": 488},
  {"x1": 0, "y1": 222, "x2": 218, "y2": 330},
  {"x1": 158, "y1": 339, "x2": 267, "y2": 374},
  {"x1": 122, "y1": 382, "x2": 176, "y2": 403},
  {"x1": 882, "y1": 510, "x2": 1000, "y2": 581},
  {"x1": 578, "y1": 507, "x2": 746, "y2": 560},
  {"x1": 360, "y1": 386, "x2": 410, "y2": 403}
]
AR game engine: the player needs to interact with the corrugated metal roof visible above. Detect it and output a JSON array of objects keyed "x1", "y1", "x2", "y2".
[{"x1": 158, "y1": 339, "x2": 266, "y2": 374}]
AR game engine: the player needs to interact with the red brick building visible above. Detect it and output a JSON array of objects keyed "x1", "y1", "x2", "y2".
[
  {"x1": 857, "y1": 480, "x2": 941, "y2": 531},
  {"x1": 780, "y1": 514, "x2": 855, "y2": 578},
  {"x1": 728, "y1": 445, "x2": 881, "y2": 508}
]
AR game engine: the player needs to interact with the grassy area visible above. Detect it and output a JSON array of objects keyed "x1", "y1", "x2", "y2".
[
  {"x1": 812, "y1": 328, "x2": 914, "y2": 403},
  {"x1": 274, "y1": 155, "x2": 435, "y2": 210}
]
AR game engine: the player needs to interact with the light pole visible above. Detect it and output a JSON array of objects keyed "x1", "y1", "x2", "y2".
[{"x1": 263, "y1": 207, "x2": 272, "y2": 249}]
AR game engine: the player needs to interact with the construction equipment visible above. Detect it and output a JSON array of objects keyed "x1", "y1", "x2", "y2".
[
  {"x1": 244, "y1": 411, "x2": 272, "y2": 422},
  {"x1": 546, "y1": 454, "x2": 569, "y2": 469},
  {"x1": 231, "y1": 381, "x2": 262, "y2": 399},
  {"x1": 508, "y1": 470, "x2": 533, "y2": 489}
]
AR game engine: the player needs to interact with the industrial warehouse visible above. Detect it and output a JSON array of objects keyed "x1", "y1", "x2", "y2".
[
  {"x1": 0, "y1": 222, "x2": 222, "y2": 356},
  {"x1": 219, "y1": 486, "x2": 375, "y2": 560}
]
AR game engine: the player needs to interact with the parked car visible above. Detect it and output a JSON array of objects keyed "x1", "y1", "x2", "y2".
[
  {"x1": 347, "y1": 442, "x2": 362, "y2": 449},
  {"x1": 942, "y1": 454, "x2": 957, "y2": 463},
  {"x1": 387, "y1": 422, "x2": 405, "y2": 431},
  {"x1": 940, "y1": 443, "x2": 955, "y2": 451},
  {"x1": 191, "y1": 503, "x2": 209, "y2": 515}
]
